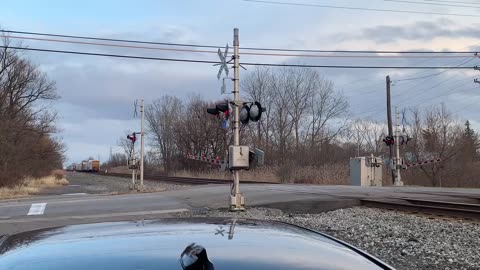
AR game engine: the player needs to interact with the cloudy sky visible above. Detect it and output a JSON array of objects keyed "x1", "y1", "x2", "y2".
[{"x1": 2, "y1": 0, "x2": 480, "y2": 165}]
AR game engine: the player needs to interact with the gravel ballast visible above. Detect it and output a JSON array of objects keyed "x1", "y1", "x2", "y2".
[{"x1": 176, "y1": 207, "x2": 480, "y2": 270}]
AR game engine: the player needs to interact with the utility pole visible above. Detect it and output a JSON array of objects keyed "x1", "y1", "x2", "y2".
[
  {"x1": 474, "y1": 65, "x2": 479, "y2": 84},
  {"x1": 139, "y1": 99, "x2": 145, "y2": 191},
  {"x1": 394, "y1": 107, "x2": 403, "y2": 186},
  {"x1": 231, "y1": 28, "x2": 245, "y2": 211},
  {"x1": 386, "y1": 75, "x2": 395, "y2": 184},
  {"x1": 131, "y1": 144, "x2": 136, "y2": 189}
]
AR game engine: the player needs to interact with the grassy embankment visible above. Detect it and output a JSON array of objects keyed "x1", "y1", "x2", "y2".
[{"x1": 0, "y1": 170, "x2": 69, "y2": 199}]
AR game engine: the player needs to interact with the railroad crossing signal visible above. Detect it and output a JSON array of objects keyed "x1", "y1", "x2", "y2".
[
  {"x1": 127, "y1": 132, "x2": 137, "y2": 143},
  {"x1": 239, "y1": 101, "x2": 266, "y2": 124},
  {"x1": 216, "y1": 44, "x2": 229, "y2": 80},
  {"x1": 383, "y1": 136, "x2": 395, "y2": 146},
  {"x1": 221, "y1": 78, "x2": 228, "y2": 94}
]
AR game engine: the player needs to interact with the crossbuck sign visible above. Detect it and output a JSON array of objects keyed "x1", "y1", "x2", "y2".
[{"x1": 216, "y1": 44, "x2": 229, "y2": 80}]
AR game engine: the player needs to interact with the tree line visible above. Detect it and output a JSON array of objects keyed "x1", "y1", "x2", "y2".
[
  {"x1": 128, "y1": 67, "x2": 478, "y2": 187},
  {"x1": 0, "y1": 36, "x2": 64, "y2": 187}
]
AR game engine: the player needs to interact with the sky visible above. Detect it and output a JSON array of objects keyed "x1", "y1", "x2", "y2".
[{"x1": 2, "y1": 0, "x2": 480, "y2": 165}]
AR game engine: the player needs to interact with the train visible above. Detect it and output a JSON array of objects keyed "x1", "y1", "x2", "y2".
[{"x1": 66, "y1": 160, "x2": 100, "y2": 172}]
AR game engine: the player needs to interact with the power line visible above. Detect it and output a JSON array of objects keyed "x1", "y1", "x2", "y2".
[
  {"x1": 7, "y1": 35, "x2": 218, "y2": 54},
  {"x1": 2, "y1": 45, "x2": 476, "y2": 69},
  {"x1": 6, "y1": 34, "x2": 474, "y2": 59},
  {"x1": 0, "y1": 30, "x2": 220, "y2": 49},
  {"x1": 395, "y1": 77, "x2": 472, "y2": 105},
  {"x1": 392, "y1": 56, "x2": 479, "y2": 98},
  {"x1": 1, "y1": 29, "x2": 478, "y2": 54},
  {"x1": 1, "y1": 46, "x2": 219, "y2": 64},
  {"x1": 384, "y1": 0, "x2": 480, "y2": 8},
  {"x1": 394, "y1": 58, "x2": 476, "y2": 82},
  {"x1": 407, "y1": 84, "x2": 480, "y2": 109},
  {"x1": 242, "y1": 0, "x2": 480, "y2": 17},
  {"x1": 424, "y1": 0, "x2": 480, "y2": 5},
  {"x1": 353, "y1": 76, "x2": 475, "y2": 117},
  {"x1": 355, "y1": 83, "x2": 477, "y2": 118}
]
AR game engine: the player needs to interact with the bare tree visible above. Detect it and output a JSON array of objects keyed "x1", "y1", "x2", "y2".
[
  {"x1": 243, "y1": 67, "x2": 274, "y2": 153},
  {"x1": 0, "y1": 34, "x2": 63, "y2": 186},
  {"x1": 146, "y1": 95, "x2": 183, "y2": 173},
  {"x1": 283, "y1": 67, "x2": 316, "y2": 154},
  {"x1": 118, "y1": 132, "x2": 135, "y2": 160},
  {"x1": 402, "y1": 104, "x2": 463, "y2": 186},
  {"x1": 303, "y1": 78, "x2": 348, "y2": 165},
  {"x1": 270, "y1": 69, "x2": 294, "y2": 163},
  {"x1": 349, "y1": 119, "x2": 387, "y2": 155}
]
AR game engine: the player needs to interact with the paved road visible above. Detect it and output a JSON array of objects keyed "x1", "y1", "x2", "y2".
[
  {"x1": 1, "y1": 173, "x2": 480, "y2": 234},
  {"x1": 39, "y1": 172, "x2": 187, "y2": 195}
]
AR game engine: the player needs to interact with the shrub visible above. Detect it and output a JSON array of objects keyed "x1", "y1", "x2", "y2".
[{"x1": 52, "y1": 169, "x2": 66, "y2": 180}]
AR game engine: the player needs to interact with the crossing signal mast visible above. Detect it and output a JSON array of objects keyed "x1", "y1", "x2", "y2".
[
  {"x1": 207, "y1": 28, "x2": 266, "y2": 211},
  {"x1": 475, "y1": 66, "x2": 480, "y2": 85},
  {"x1": 126, "y1": 132, "x2": 138, "y2": 190},
  {"x1": 126, "y1": 99, "x2": 146, "y2": 192}
]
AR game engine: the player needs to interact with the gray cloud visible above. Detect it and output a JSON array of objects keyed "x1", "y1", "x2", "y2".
[
  {"x1": 14, "y1": 19, "x2": 478, "y2": 165},
  {"x1": 335, "y1": 19, "x2": 480, "y2": 44}
]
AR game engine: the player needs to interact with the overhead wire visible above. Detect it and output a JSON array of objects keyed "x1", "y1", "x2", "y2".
[
  {"x1": 1, "y1": 45, "x2": 476, "y2": 69},
  {"x1": 242, "y1": 0, "x2": 480, "y2": 17},
  {"x1": 1, "y1": 29, "x2": 477, "y2": 119},
  {"x1": 3, "y1": 35, "x2": 475, "y2": 59},
  {"x1": 394, "y1": 75, "x2": 472, "y2": 104},
  {"x1": 424, "y1": 0, "x2": 480, "y2": 5},
  {"x1": 352, "y1": 71, "x2": 472, "y2": 110},
  {"x1": 351, "y1": 77, "x2": 476, "y2": 118},
  {"x1": 393, "y1": 57, "x2": 477, "y2": 82},
  {"x1": 392, "y1": 57, "x2": 479, "y2": 102},
  {"x1": 1, "y1": 29, "x2": 478, "y2": 54},
  {"x1": 397, "y1": 80, "x2": 476, "y2": 106},
  {"x1": 384, "y1": 0, "x2": 480, "y2": 8}
]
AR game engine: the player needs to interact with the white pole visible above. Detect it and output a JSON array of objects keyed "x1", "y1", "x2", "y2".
[
  {"x1": 394, "y1": 107, "x2": 403, "y2": 186},
  {"x1": 131, "y1": 143, "x2": 136, "y2": 189},
  {"x1": 140, "y1": 99, "x2": 145, "y2": 191},
  {"x1": 231, "y1": 28, "x2": 244, "y2": 210}
]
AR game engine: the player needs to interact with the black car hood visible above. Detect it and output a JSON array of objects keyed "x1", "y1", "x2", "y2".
[{"x1": 0, "y1": 218, "x2": 393, "y2": 270}]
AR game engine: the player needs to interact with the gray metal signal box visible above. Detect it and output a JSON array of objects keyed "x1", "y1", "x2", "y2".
[{"x1": 350, "y1": 156, "x2": 383, "y2": 186}]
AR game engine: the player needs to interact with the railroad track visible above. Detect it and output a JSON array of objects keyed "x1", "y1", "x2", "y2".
[
  {"x1": 97, "y1": 172, "x2": 276, "y2": 185},
  {"x1": 361, "y1": 198, "x2": 480, "y2": 220}
]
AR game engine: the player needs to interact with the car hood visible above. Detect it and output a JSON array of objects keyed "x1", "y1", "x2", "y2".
[{"x1": 0, "y1": 218, "x2": 393, "y2": 270}]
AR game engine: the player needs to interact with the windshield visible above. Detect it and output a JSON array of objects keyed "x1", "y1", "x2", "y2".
[{"x1": 0, "y1": 1, "x2": 479, "y2": 270}]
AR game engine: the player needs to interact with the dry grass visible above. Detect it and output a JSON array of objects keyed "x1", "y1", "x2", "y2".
[
  {"x1": 172, "y1": 168, "x2": 280, "y2": 183},
  {"x1": 172, "y1": 170, "x2": 230, "y2": 180},
  {"x1": 0, "y1": 172, "x2": 69, "y2": 200},
  {"x1": 172, "y1": 164, "x2": 349, "y2": 185},
  {"x1": 287, "y1": 164, "x2": 350, "y2": 185}
]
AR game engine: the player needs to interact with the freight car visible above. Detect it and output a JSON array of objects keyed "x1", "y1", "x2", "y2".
[
  {"x1": 68, "y1": 160, "x2": 100, "y2": 172},
  {"x1": 86, "y1": 160, "x2": 100, "y2": 172}
]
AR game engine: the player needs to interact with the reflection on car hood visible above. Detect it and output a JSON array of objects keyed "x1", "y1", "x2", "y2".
[{"x1": 0, "y1": 218, "x2": 393, "y2": 270}]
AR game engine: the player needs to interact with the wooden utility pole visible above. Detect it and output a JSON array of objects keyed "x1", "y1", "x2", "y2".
[{"x1": 386, "y1": 76, "x2": 395, "y2": 184}]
